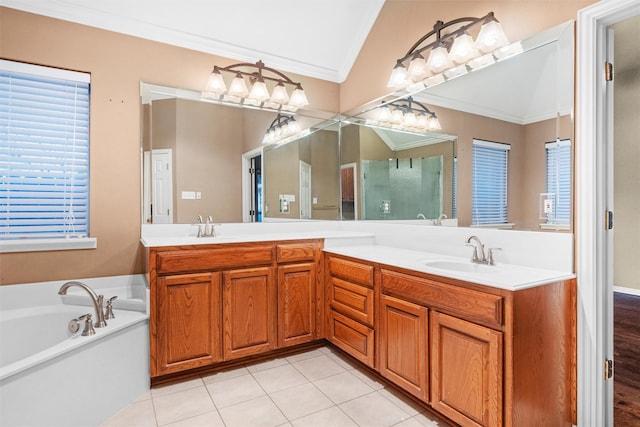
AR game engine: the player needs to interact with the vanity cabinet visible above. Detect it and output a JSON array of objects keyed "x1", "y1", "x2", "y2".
[
  {"x1": 326, "y1": 256, "x2": 375, "y2": 367},
  {"x1": 147, "y1": 240, "x2": 323, "y2": 380}
]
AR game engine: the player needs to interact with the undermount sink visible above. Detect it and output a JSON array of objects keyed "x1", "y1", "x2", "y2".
[{"x1": 422, "y1": 259, "x2": 499, "y2": 274}]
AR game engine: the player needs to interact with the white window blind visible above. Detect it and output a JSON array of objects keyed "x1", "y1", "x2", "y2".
[
  {"x1": 472, "y1": 139, "x2": 510, "y2": 225},
  {"x1": 545, "y1": 139, "x2": 571, "y2": 225},
  {"x1": 0, "y1": 60, "x2": 90, "y2": 240}
]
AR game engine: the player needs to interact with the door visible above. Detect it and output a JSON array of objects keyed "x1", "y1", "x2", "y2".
[
  {"x1": 430, "y1": 311, "x2": 502, "y2": 427},
  {"x1": 223, "y1": 267, "x2": 276, "y2": 360},
  {"x1": 277, "y1": 262, "x2": 316, "y2": 347},
  {"x1": 379, "y1": 294, "x2": 429, "y2": 401},
  {"x1": 341, "y1": 163, "x2": 357, "y2": 220},
  {"x1": 299, "y1": 160, "x2": 311, "y2": 219},
  {"x1": 151, "y1": 148, "x2": 173, "y2": 224},
  {"x1": 155, "y1": 272, "x2": 222, "y2": 376}
]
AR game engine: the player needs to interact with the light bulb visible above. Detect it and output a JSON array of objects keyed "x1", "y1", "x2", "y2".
[
  {"x1": 228, "y1": 73, "x2": 249, "y2": 98},
  {"x1": 426, "y1": 44, "x2": 453, "y2": 74},
  {"x1": 474, "y1": 18, "x2": 509, "y2": 54},
  {"x1": 203, "y1": 70, "x2": 226, "y2": 97},
  {"x1": 387, "y1": 62, "x2": 408, "y2": 87},
  {"x1": 289, "y1": 87, "x2": 309, "y2": 108},
  {"x1": 270, "y1": 83, "x2": 290, "y2": 104},
  {"x1": 448, "y1": 32, "x2": 479, "y2": 64},
  {"x1": 248, "y1": 79, "x2": 270, "y2": 102}
]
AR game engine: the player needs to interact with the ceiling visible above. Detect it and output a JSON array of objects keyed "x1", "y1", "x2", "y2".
[{"x1": 1, "y1": 0, "x2": 385, "y2": 83}]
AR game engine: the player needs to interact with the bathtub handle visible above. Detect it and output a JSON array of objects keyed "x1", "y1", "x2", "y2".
[
  {"x1": 78, "y1": 313, "x2": 96, "y2": 336},
  {"x1": 105, "y1": 296, "x2": 118, "y2": 320}
]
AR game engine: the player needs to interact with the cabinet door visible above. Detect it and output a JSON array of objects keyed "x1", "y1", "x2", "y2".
[
  {"x1": 431, "y1": 311, "x2": 503, "y2": 427},
  {"x1": 156, "y1": 272, "x2": 222, "y2": 376},
  {"x1": 278, "y1": 262, "x2": 316, "y2": 347},
  {"x1": 223, "y1": 267, "x2": 276, "y2": 360},
  {"x1": 379, "y1": 295, "x2": 429, "y2": 402}
]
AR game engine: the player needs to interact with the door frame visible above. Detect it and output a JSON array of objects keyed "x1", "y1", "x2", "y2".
[
  {"x1": 242, "y1": 147, "x2": 263, "y2": 223},
  {"x1": 576, "y1": 0, "x2": 640, "y2": 425}
]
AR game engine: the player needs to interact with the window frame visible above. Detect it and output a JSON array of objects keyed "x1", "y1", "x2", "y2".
[{"x1": 471, "y1": 139, "x2": 511, "y2": 226}]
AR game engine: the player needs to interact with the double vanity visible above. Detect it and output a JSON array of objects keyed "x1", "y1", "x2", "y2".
[{"x1": 142, "y1": 222, "x2": 576, "y2": 427}]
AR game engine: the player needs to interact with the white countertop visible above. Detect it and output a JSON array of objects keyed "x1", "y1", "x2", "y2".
[{"x1": 324, "y1": 245, "x2": 575, "y2": 291}]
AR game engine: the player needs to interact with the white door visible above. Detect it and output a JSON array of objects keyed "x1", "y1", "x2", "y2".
[
  {"x1": 299, "y1": 161, "x2": 311, "y2": 219},
  {"x1": 151, "y1": 149, "x2": 173, "y2": 224}
]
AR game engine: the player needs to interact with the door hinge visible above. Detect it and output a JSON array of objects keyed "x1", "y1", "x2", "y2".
[
  {"x1": 606, "y1": 210, "x2": 614, "y2": 230},
  {"x1": 249, "y1": 167, "x2": 255, "y2": 174},
  {"x1": 604, "y1": 359, "x2": 614, "y2": 380},
  {"x1": 605, "y1": 61, "x2": 614, "y2": 82}
]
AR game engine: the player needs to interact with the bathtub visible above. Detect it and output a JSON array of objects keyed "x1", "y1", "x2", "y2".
[{"x1": 0, "y1": 275, "x2": 150, "y2": 427}]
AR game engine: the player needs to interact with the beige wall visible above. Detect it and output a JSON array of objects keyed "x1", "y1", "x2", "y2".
[
  {"x1": 0, "y1": 7, "x2": 338, "y2": 285},
  {"x1": 614, "y1": 67, "x2": 640, "y2": 291}
]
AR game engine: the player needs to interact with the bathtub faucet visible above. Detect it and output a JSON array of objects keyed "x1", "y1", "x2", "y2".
[{"x1": 58, "y1": 281, "x2": 107, "y2": 328}]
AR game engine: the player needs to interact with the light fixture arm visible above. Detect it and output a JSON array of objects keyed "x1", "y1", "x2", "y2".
[
  {"x1": 400, "y1": 12, "x2": 496, "y2": 63},
  {"x1": 213, "y1": 60, "x2": 303, "y2": 89},
  {"x1": 385, "y1": 96, "x2": 437, "y2": 117}
]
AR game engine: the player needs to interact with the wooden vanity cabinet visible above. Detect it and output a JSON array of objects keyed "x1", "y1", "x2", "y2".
[{"x1": 148, "y1": 240, "x2": 323, "y2": 380}]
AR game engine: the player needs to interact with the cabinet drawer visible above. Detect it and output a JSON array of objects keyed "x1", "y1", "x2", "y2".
[
  {"x1": 328, "y1": 310, "x2": 374, "y2": 367},
  {"x1": 156, "y1": 246, "x2": 273, "y2": 274},
  {"x1": 381, "y1": 269, "x2": 503, "y2": 329},
  {"x1": 330, "y1": 277, "x2": 374, "y2": 326},
  {"x1": 328, "y1": 256, "x2": 374, "y2": 288},
  {"x1": 276, "y1": 242, "x2": 317, "y2": 263}
]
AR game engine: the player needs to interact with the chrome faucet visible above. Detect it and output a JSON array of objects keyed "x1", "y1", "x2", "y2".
[
  {"x1": 58, "y1": 281, "x2": 107, "y2": 328},
  {"x1": 434, "y1": 213, "x2": 448, "y2": 226},
  {"x1": 417, "y1": 213, "x2": 426, "y2": 219},
  {"x1": 465, "y1": 235, "x2": 501, "y2": 265}
]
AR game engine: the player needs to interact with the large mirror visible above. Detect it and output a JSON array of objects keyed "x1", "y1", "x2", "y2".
[
  {"x1": 344, "y1": 20, "x2": 574, "y2": 231},
  {"x1": 140, "y1": 20, "x2": 574, "y2": 232}
]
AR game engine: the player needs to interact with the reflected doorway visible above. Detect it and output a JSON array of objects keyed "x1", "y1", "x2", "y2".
[
  {"x1": 341, "y1": 163, "x2": 356, "y2": 220},
  {"x1": 250, "y1": 154, "x2": 262, "y2": 222}
]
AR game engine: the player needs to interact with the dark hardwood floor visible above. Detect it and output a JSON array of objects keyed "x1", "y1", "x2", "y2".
[{"x1": 614, "y1": 292, "x2": 640, "y2": 426}]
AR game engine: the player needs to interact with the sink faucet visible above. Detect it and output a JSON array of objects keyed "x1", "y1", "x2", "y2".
[
  {"x1": 465, "y1": 235, "x2": 501, "y2": 265},
  {"x1": 58, "y1": 281, "x2": 107, "y2": 328},
  {"x1": 417, "y1": 213, "x2": 426, "y2": 219},
  {"x1": 434, "y1": 213, "x2": 447, "y2": 226}
]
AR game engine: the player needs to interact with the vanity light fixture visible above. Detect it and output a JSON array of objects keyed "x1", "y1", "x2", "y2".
[
  {"x1": 262, "y1": 113, "x2": 310, "y2": 145},
  {"x1": 203, "y1": 60, "x2": 309, "y2": 111},
  {"x1": 370, "y1": 96, "x2": 441, "y2": 133},
  {"x1": 387, "y1": 12, "x2": 511, "y2": 89}
]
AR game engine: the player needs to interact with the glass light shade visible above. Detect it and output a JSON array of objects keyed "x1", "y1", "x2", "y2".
[
  {"x1": 407, "y1": 54, "x2": 429, "y2": 81},
  {"x1": 415, "y1": 114, "x2": 429, "y2": 129},
  {"x1": 376, "y1": 105, "x2": 392, "y2": 122},
  {"x1": 228, "y1": 74, "x2": 249, "y2": 98},
  {"x1": 248, "y1": 80, "x2": 270, "y2": 102},
  {"x1": 391, "y1": 109, "x2": 404, "y2": 124},
  {"x1": 270, "y1": 83, "x2": 290, "y2": 104},
  {"x1": 203, "y1": 70, "x2": 227, "y2": 96},
  {"x1": 286, "y1": 120, "x2": 301, "y2": 135},
  {"x1": 474, "y1": 19, "x2": 509, "y2": 54},
  {"x1": 387, "y1": 63, "x2": 408, "y2": 88},
  {"x1": 426, "y1": 44, "x2": 453, "y2": 74},
  {"x1": 403, "y1": 111, "x2": 417, "y2": 126},
  {"x1": 289, "y1": 88, "x2": 309, "y2": 108},
  {"x1": 428, "y1": 115, "x2": 442, "y2": 130},
  {"x1": 448, "y1": 33, "x2": 480, "y2": 64}
]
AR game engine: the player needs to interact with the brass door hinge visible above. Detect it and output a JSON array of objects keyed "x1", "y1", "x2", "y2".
[
  {"x1": 605, "y1": 61, "x2": 614, "y2": 82},
  {"x1": 604, "y1": 359, "x2": 614, "y2": 380}
]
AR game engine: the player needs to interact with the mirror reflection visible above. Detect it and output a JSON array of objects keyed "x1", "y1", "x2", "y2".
[{"x1": 140, "y1": 20, "x2": 574, "y2": 232}]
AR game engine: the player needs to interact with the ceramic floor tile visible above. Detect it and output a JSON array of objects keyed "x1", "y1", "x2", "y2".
[
  {"x1": 153, "y1": 386, "x2": 215, "y2": 426},
  {"x1": 378, "y1": 386, "x2": 425, "y2": 416},
  {"x1": 218, "y1": 395, "x2": 287, "y2": 427},
  {"x1": 151, "y1": 377, "x2": 204, "y2": 398},
  {"x1": 412, "y1": 411, "x2": 445, "y2": 426},
  {"x1": 339, "y1": 391, "x2": 412, "y2": 427},
  {"x1": 100, "y1": 399, "x2": 156, "y2": 427},
  {"x1": 269, "y1": 382, "x2": 334, "y2": 420},
  {"x1": 251, "y1": 363, "x2": 310, "y2": 394},
  {"x1": 292, "y1": 354, "x2": 346, "y2": 381},
  {"x1": 164, "y1": 410, "x2": 225, "y2": 427},
  {"x1": 245, "y1": 356, "x2": 289, "y2": 373},
  {"x1": 290, "y1": 406, "x2": 358, "y2": 427},
  {"x1": 313, "y1": 371, "x2": 375, "y2": 404},
  {"x1": 202, "y1": 366, "x2": 249, "y2": 385},
  {"x1": 206, "y1": 373, "x2": 266, "y2": 408},
  {"x1": 349, "y1": 367, "x2": 387, "y2": 391},
  {"x1": 285, "y1": 347, "x2": 326, "y2": 363},
  {"x1": 326, "y1": 350, "x2": 359, "y2": 371}
]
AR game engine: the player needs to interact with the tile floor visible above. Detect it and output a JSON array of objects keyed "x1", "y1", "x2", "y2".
[{"x1": 101, "y1": 346, "x2": 446, "y2": 427}]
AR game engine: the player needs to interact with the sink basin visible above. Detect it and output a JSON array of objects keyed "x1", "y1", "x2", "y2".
[{"x1": 422, "y1": 259, "x2": 498, "y2": 274}]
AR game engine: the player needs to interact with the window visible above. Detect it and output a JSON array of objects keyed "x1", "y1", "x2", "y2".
[
  {"x1": 472, "y1": 139, "x2": 510, "y2": 225},
  {"x1": 545, "y1": 139, "x2": 571, "y2": 226},
  {"x1": 0, "y1": 60, "x2": 94, "y2": 252}
]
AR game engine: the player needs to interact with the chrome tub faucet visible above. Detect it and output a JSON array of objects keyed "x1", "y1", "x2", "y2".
[{"x1": 58, "y1": 281, "x2": 107, "y2": 328}]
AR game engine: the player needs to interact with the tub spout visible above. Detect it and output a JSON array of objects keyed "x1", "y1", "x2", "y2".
[{"x1": 58, "y1": 281, "x2": 107, "y2": 328}]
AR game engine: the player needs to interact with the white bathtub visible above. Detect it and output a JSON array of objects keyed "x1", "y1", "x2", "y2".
[{"x1": 0, "y1": 275, "x2": 150, "y2": 427}]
